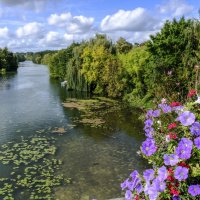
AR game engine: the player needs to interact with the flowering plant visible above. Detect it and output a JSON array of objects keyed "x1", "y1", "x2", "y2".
[{"x1": 121, "y1": 90, "x2": 200, "y2": 200}]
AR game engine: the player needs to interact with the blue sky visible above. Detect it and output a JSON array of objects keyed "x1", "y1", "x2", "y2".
[{"x1": 0, "y1": 0, "x2": 199, "y2": 52}]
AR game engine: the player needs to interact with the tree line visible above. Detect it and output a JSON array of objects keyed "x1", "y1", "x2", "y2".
[
  {"x1": 0, "y1": 48, "x2": 19, "y2": 74},
  {"x1": 27, "y1": 17, "x2": 200, "y2": 106}
]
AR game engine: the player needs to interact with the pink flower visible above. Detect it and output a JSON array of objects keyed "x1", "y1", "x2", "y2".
[
  {"x1": 169, "y1": 132, "x2": 177, "y2": 139},
  {"x1": 168, "y1": 123, "x2": 177, "y2": 130},
  {"x1": 170, "y1": 102, "x2": 181, "y2": 107},
  {"x1": 187, "y1": 89, "x2": 197, "y2": 97}
]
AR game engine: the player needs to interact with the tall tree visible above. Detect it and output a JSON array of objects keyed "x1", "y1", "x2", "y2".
[{"x1": 145, "y1": 17, "x2": 200, "y2": 101}]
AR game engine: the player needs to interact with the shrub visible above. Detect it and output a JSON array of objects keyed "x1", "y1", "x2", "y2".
[{"x1": 121, "y1": 90, "x2": 200, "y2": 200}]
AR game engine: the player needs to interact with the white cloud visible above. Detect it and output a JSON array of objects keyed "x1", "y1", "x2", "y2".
[
  {"x1": 159, "y1": 0, "x2": 193, "y2": 17},
  {"x1": 48, "y1": 12, "x2": 94, "y2": 34},
  {"x1": 100, "y1": 8, "x2": 159, "y2": 32},
  {"x1": 16, "y1": 22, "x2": 43, "y2": 38},
  {"x1": 0, "y1": 27, "x2": 9, "y2": 39},
  {"x1": 48, "y1": 13, "x2": 72, "y2": 26},
  {"x1": 45, "y1": 31, "x2": 61, "y2": 43},
  {"x1": 63, "y1": 33, "x2": 74, "y2": 41},
  {"x1": 39, "y1": 31, "x2": 65, "y2": 48}
]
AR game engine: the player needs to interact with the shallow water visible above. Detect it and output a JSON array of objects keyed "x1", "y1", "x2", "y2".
[{"x1": 0, "y1": 61, "x2": 147, "y2": 199}]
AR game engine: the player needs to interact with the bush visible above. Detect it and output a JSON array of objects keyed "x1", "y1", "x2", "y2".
[{"x1": 121, "y1": 90, "x2": 200, "y2": 200}]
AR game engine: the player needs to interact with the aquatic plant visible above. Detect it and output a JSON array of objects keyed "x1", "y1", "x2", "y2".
[
  {"x1": 0, "y1": 136, "x2": 70, "y2": 199},
  {"x1": 121, "y1": 91, "x2": 200, "y2": 199}
]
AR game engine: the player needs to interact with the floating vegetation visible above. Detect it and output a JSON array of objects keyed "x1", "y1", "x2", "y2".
[
  {"x1": 52, "y1": 127, "x2": 66, "y2": 134},
  {"x1": 62, "y1": 98, "x2": 121, "y2": 128},
  {"x1": 0, "y1": 136, "x2": 70, "y2": 199},
  {"x1": 79, "y1": 118, "x2": 105, "y2": 127}
]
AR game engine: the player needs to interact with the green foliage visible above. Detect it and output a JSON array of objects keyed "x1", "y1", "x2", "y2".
[
  {"x1": 26, "y1": 16, "x2": 200, "y2": 105},
  {"x1": 145, "y1": 17, "x2": 200, "y2": 102},
  {"x1": 81, "y1": 34, "x2": 124, "y2": 96},
  {"x1": 115, "y1": 37, "x2": 133, "y2": 54},
  {"x1": 15, "y1": 52, "x2": 26, "y2": 62},
  {"x1": 0, "y1": 48, "x2": 18, "y2": 72}
]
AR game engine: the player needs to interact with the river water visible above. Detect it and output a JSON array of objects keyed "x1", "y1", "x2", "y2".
[{"x1": 0, "y1": 61, "x2": 147, "y2": 200}]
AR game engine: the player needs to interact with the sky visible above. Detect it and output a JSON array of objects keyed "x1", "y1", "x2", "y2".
[{"x1": 0, "y1": 0, "x2": 199, "y2": 52}]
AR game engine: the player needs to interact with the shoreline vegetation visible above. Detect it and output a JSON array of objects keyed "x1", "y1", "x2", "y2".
[
  {"x1": 25, "y1": 17, "x2": 200, "y2": 108},
  {"x1": 1, "y1": 17, "x2": 200, "y2": 109}
]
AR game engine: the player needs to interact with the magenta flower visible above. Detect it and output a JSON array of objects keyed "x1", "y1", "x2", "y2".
[
  {"x1": 190, "y1": 122, "x2": 200, "y2": 136},
  {"x1": 188, "y1": 184, "x2": 200, "y2": 196},
  {"x1": 163, "y1": 154, "x2": 179, "y2": 166},
  {"x1": 141, "y1": 138, "x2": 157, "y2": 156},
  {"x1": 177, "y1": 111, "x2": 195, "y2": 126},
  {"x1": 194, "y1": 136, "x2": 200, "y2": 149},
  {"x1": 174, "y1": 166, "x2": 189, "y2": 181}
]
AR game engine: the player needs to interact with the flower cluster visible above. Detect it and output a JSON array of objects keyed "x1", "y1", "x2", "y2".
[{"x1": 121, "y1": 95, "x2": 200, "y2": 200}]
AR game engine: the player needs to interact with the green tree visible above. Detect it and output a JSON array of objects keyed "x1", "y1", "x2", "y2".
[
  {"x1": 145, "y1": 17, "x2": 200, "y2": 101},
  {"x1": 115, "y1": 37, "x2": 133, "y2": 54}
]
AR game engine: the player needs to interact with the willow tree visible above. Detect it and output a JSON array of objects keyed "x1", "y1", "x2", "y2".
[
  {"x1": 81, "y1": 34, "x2": 124, "y2": 97},
  {"x1": 65, "y1": 43, "x2": 89, "y2": 91}
]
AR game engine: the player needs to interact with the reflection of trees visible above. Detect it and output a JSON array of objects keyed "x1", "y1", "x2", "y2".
[
  {"x1": 0, "y1": 72, "x2": 17, "y2": 90},
  {"x1": 51, "y1": 79, "x2": 144, "y2": 141}
]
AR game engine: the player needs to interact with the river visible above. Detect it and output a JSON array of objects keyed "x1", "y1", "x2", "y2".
[{"x1": 0, "y1": 61, "x2": 147, "y2": 200}]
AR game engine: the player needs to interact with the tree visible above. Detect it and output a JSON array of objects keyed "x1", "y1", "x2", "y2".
[
  {"x1": 115, "y1": 37, "x2": 133, "y2": 54},
  {"x1": 145, "y1": 17, "x2": 200, "y2": 101},
  {"x1": 0, "y1": 48, "x2": 18, "y2": 72}
]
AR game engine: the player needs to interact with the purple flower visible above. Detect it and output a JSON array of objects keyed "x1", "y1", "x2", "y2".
[
  {"x1": 172, "y1": 197, "x2": 181, "y2": 200},
  {"x1": 125, "y1": 190, "x2": 132, "y2": 200},
  {"x1": 146, "y1": 110, "x2": 153, "y2": 118},
  {"x1": 177, "y1": 111, "x2": 195, "y2": 126},
  {"x1": 157, "y1": 166, "x2": 168, "y2": 181},
  {"x1": 163, "y1": 154, "x2": 179, "y2": 166},
  {"x1": 194, "y1": 136, "x2": 200, "y2": 149},
  {"x1": 188, "y1": 184, "x2": 200, "y2": 196},
  {"x1": 147, "y1": 186, "x2": 159, "y2": 200},
  {"x1": 152, "y1": 178, "x2": 166, "y2": 192},
  {"x1": 126, "y1": 181, "x2": 135, "y2": 191},
  {"x1": 144, "y1": 119, "x2": 153, "y2": 128},
  {"x1": 143, "y1": 169, "x2": 155, "y2": 182},
  {"x1": 141, "y1": 138, "x2": 157, "y2": 156},
  {"x1": 144, "y1": 127, "x2": 154, "y2": 138},
  {"x1": 190, "y1": 122, "x2": 200, "y2": 136},
  {"x1": 176, "y1": 138, "x2": 193, "y2": 160},
  {"x1": 121, "y1": 179, "x2": 129, "y2": 190},
  {"x1": 174, "y1": 166, "x2": 189, "y2": 181},
  {"x1": 152, "y1": 110, "x2": 160, "y2": 117},
  {"x1": 130, "y1": 170, "x2": 139, "y2": 179},
  {"x1": 173, "y1": 106, "x2": 184, "y2": 114},
  {"x1": 158, "y1": 104, "x2": 172, "y2": 113},
  {"x1": 135, "y1": 183, "x2": 143, "y2": 194}
]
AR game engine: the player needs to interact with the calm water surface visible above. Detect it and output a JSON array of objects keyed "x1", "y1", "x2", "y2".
[{"x1": 0, "y1": 61, "x2": 147, "y2": 200}]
